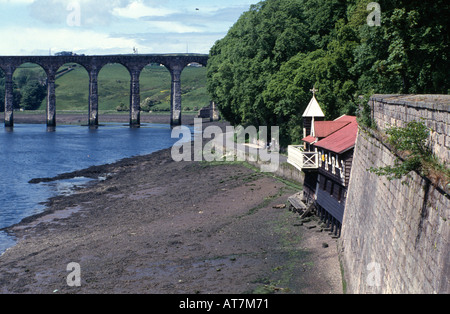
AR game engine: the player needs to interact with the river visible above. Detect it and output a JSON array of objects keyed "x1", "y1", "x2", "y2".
[{"x1": 0, "y1": 123, "x2": 185, "y2": 254}]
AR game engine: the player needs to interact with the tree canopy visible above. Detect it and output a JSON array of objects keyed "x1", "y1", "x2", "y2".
[
  {"x1": 207, "y1": 0, "x2": 449, "y2": 146},
  {"x1": 0, "y1": 67, "x2": 47, "y2": 112}
]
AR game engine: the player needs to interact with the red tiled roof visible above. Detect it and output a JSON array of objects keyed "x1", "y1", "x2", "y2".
[
  {"x1": 301, "y1": 135, "x2": 317, "y2": 144},
  {"x1": 314, "y1": 117, "x2": 358, "y2": 154},
  {"x1": 314, "y1": 121, "x2": 350, "y2": 138},
  {"x1": 335, "y1": 115, "x2": 357, "y2": 123}
]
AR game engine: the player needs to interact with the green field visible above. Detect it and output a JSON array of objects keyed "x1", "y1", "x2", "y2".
[{"x1": 13, "y1": 63, "x2": 210, "y2": 113}]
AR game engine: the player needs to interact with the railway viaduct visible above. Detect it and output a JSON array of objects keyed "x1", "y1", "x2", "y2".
[{"x1": 0, "y1": 54, "x2": 209, "y2": 127}]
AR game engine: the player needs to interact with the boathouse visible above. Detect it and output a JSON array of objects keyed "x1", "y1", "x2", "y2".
[{"x1": 287, "y1": 90, "x2": 358, "y2": 236}]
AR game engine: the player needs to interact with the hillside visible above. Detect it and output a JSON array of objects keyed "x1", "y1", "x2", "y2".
[
  {"x1": 54, "y1": 63, "x2": 209, "y2": 112},
  {"x1": 3, "y1": 63, "x2": 209, "y2": 113}
]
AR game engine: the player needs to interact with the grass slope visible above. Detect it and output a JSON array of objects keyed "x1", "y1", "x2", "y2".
[{"x1": 12, "y1": 63, "x2": 209, "y2": 112}]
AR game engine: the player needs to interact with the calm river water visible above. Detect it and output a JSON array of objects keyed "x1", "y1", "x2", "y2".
[{"x1": 0, "y1": 123, "x2": 186, "y2": 254}]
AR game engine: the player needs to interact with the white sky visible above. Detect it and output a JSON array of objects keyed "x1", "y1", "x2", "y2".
[{"x1": 0, "y1": 0, "x2": 258, "y2": 55}]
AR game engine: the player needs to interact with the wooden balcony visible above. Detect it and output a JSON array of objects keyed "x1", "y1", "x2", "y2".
[{"x1": 287, "y1": 145, "x2": 319, "y2": 171}]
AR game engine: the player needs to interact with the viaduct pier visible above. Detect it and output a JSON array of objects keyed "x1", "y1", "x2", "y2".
[{"x1": 0, "y1": 54, "x2": 209, "y2": 128}]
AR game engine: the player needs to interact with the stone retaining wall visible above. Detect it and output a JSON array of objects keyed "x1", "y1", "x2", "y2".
[
  {"x1": 340, "y1": 95, "x2": 449, "y2": 294},
  {"x1": 369, "y1": 94, "x2": 450, "y2": 163}
]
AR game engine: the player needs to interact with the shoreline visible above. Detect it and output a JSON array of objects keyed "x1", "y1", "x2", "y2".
[
  {"x1": 9, "y1": 112, "x2": 200, "y2": 126},
  {"x1": 0, "y1": 115, "x2": 343, "y2": 294}
]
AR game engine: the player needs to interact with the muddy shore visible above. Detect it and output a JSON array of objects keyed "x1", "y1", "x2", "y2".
[
  {"x1": 11, "y1": 112, "x2": 197, "y2": 126},
  {"x1": 0, "y1": 114, "x2": 342, "y2": 294}
]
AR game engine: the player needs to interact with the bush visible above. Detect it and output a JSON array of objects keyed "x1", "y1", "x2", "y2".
[
  {"x1": 116, "y1": 103, "x2": 128, "y2": 112},
  {"x1": 368, "y1": 120, "x2": 450, "y2": 188},
  {"x1": 140, "y1": 97, "x2": 156, "y2": 112},
  {"x1": 21, "y1": 81, "x2": 47, "y2": 110},
  {"x1": 140, "y1": 103, "x2": 151, "y2": 112}
]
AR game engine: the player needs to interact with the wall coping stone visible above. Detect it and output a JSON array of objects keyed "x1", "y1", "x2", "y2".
[{"x1": 371, "y1": 94, "x2": 450, "y2": 112}]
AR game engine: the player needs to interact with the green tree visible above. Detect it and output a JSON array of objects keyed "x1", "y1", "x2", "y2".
[
  {"x1": 207, "y1": 0, "x2": 450, "y2": 147},
  {"x1": 350, "y1": 0, "x2": 449, "y2": 94},
  {"x1": 207, "y1": 0, "x2": 313, "y2": 138},
  {"x1": 302, "y1": 0, "x2": 348, "y2": 50},
  {"x1": 21, "y1": 81, "x2": 47, "y2": 110}
]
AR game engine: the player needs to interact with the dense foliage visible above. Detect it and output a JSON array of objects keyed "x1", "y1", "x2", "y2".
[
  {"x1": 207, "y1": 0, "x2": 449, "y2": 146},
  {"x1": 0, "y1": 67, "x2": 47, "y2": 112}
]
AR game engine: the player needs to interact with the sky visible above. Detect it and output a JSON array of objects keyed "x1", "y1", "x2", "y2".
[{"x1": 0, "y1": 0, "x2": 259, "y2": 56}]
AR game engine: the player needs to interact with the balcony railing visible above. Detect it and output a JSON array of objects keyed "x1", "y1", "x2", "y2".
[{"x1": 287, "y1": 145, "x2": 319, "y2": 171}]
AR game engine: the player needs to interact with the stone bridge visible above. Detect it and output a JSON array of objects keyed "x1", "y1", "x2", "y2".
[{"x1": 0, "y1": 54, "x2": 209, "y2": 127}]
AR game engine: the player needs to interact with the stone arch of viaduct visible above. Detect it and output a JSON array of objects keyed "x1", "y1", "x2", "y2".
[{"x1": 0, "y1": 54, "x2": 209, "y2": 127}]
